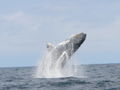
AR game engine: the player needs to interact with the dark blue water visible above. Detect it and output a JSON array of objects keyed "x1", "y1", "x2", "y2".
[{"x1": 0, "y1": 64, "x2": 120, "y2": 90}]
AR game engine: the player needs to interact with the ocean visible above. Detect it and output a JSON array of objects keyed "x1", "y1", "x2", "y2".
[{"x1": 0, "y1": 64, "x2": 120, "y2": 90}]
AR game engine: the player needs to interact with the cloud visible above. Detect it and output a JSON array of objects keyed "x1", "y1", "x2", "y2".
[
  {"x1": 0, "y1": 11, "x2": 69, "y2": 54},
  {"x1": 0, "y1": 9, "x2": 120, "y2": 55},
  {"x1": 80, "y1": 18, "x2": 120, "y2": 53},
  {"x1": 0, "y1": 12, "x2": 41, "y2": 54},
  {"x1": 2, "y1": 12, "x2": 35, "y2": 25}
]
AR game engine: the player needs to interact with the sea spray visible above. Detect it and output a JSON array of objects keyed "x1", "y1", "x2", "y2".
[{"x1": 35, "y1": 49, "x2": 76, "y2": 78}]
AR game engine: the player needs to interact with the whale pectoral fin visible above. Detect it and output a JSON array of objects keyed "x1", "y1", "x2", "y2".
[
  {"x1": 47, "y1": 43, "x2": 55, "y2": 51},
  {"x1": 58, "y1": 51, "x2": 68, "y2": 68},
  {"x1": 61, "y1": 52, "x2": 68, "y2": 68}
]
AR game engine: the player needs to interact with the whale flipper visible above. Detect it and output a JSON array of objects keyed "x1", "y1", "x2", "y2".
[
  {"x1": 57, "y1": 51, "x2": 68, "y2": 68},
  {"x1": 47, "y1": 43, "x2": 55, "y2": 51}
]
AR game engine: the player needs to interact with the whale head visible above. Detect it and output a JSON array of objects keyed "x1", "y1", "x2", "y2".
[{"x1": 70, "y1": 32, "x2": 86, "y2": 53}]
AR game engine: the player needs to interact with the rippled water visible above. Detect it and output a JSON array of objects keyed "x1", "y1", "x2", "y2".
[{"x1": 0, "y1": 64, "x2": 120, "y2": 90}]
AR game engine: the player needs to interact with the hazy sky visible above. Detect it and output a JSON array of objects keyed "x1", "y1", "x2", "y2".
[{"x1": 0, "y1": 0, "x2": 120, "y2": 67}]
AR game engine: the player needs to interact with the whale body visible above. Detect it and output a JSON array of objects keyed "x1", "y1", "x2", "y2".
[{"x1": 47, "y1": 33, "x2": 86, "y2": 68}]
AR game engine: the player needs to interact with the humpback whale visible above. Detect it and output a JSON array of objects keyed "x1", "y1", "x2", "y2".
[
  {"x1": 36, "y1": 33, "x2": 86, "y2": 78},
  {"x1": 47, "y1": 32, "x2": 86, "y2": 68}
]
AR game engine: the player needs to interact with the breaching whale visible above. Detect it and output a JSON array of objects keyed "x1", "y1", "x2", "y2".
[
  {"x1": 35, "y1": 32, "x2": 86, "y2": 78},
  {"x1": 47, "y1": 32, "x2": 86, "y2": 68}
]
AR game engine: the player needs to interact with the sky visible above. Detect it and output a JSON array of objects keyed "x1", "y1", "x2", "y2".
[{"x1": 0, "y1": 0, "x2": 120, "y2": 67}]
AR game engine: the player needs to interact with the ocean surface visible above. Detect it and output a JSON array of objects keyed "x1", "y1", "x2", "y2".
[{"x1": 0, "y1": 64, "x2": 120, "y2": 90}]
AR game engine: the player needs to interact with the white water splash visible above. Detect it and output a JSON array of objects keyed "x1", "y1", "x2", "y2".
[
  {"x1": 34, "y1": 49, "x2": 78, "y2": 78},
  {"x1": 34, "y1": 39, "x2": 86, "y2": 78}
]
